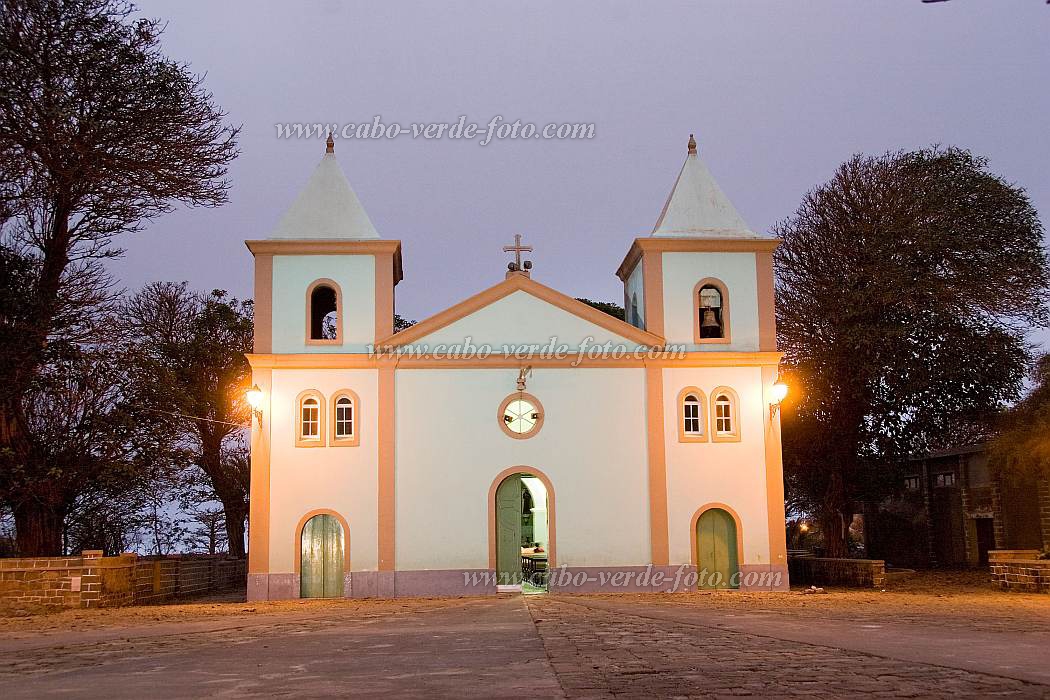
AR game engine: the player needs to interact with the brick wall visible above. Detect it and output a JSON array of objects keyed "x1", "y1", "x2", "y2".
[
  {"x1": 0, "y1": 552, "x2": 246, "y2": 609},
  {"x1": 788, "y1": 556, "x2": 887, "y2": 588},
  {"x1": 988, "y1": 551, "x2": 1050, "y2": 593}
]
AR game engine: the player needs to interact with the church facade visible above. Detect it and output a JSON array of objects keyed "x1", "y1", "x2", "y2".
[{"x1": 245, "y1": 135, "x2": 790, "y2": 600}]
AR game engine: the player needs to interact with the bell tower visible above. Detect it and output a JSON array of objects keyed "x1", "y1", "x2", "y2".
[
  {"x1": 617, "y1": 135, "x2": 777, "y2": 352},
  {"x1": 247, "y1": 136, "x2": 402, "y2": 355}
]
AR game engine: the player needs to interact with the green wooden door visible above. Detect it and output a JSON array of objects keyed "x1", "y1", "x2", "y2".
[
  {"x1": 696, "y1": 508, "x2": 739, "y2": 589},
  {"x1": 300, "y1": 514, "x2": 344, "y2": 598},
  {"x1": 495, "y1": 475, "x2": 523, "y2": 586}
]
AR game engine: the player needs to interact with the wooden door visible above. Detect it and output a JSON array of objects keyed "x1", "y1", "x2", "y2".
[
  {"x1": 496, "y1": 475, "x2": 523, "y2": 586},
  {"x1": 696, "y1": 508, "x2": 739, "y2": 589},
  {"x1": 300, "y1": 514, "x2": 344, "y2": 598}
]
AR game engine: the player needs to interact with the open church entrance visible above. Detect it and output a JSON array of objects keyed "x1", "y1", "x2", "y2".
[{"x1": 495, "y1": 473, "x2": 550, "y2": 593}]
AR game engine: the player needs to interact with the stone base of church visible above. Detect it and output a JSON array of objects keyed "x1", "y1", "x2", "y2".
[
  {"x1": 247, "y1": 569, "x2": 499, "y2": 601},
  {"x1": 738, "y1": 564, "x2": 790, "y2": 592},
  {"x1": 246, "y1": 564, "x2": 791, "y2": 600}
]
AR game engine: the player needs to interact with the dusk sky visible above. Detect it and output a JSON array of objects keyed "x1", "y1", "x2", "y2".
[{"x1": 118, "y1": 1, "x2": 1050, "y2": 345}]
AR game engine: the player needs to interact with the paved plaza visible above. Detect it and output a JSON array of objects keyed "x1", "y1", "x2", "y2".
[{"x1": 1, "y1": 577, "x2": 1048, "y2": 698}]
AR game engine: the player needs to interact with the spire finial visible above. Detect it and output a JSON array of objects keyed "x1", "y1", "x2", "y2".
[
  {"x1": 687, "y1": 133, "x2": 697, "y2": 156},
  {"x1": 325, "y1": 133, "x2": 335, "y2": 154}
]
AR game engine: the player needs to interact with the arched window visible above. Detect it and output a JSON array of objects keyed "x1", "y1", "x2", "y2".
[
  {"x1": 693, "y1": 279, "x2": 730, "y2": 344},
  {"x1": 306, "y1": 279, "x2": 341, "y2": 343},
  {"x1": 330, "y1": 390, "x2": 361, "y2": 447},
  {"x1": 295, "y1": 390, "x2": 326, "y2": 447},
  {"x1": 630, "y1": 293, "x2": 640, "y2": 328},
  {"x1": 710, "y1": 387, "x2": 740, "y2": 442},
  {"x1": 677, "y1": 387, "x2": 708, "y2": 442}
]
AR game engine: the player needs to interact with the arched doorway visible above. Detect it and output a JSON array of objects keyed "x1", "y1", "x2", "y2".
[
  {"x1": 490, "y1": 469, "x2": 553, "y2": 592},
  {"x1": 300, "y1": 513, "x2": 345, "y2": 598},
  {"x1": 695, "y1": 507, "x2": 740, "y2": 590}
]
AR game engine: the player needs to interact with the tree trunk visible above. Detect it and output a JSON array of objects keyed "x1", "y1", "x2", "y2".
[
  {"x1": 13, "y1": 500, "x2": 65, "y2": 556},
  {"x1": 819, "y1": 508, "x2": 851, "y2": 558},
  {"x1": 223, "y1": 501, "x2": 247, "y2": 558}
]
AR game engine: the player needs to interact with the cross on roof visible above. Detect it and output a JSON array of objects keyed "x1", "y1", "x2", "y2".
[{"x1": 502, "y1": 233, "x2": 533, "y2": 270}]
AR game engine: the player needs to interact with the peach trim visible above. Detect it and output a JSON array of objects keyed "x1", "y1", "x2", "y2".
[
  {"x1": 689, "y1": 503, "x2": 745, "y2": 569},
  {"x1": 329, "y1": 389, "x2": 361, "y2": 447},
  {"x1": 374, "y1": 273, "x2": 664, "y2": 349},
  {"x1": 617, "y1": 237, "x2": 781, "y2": 281},
  {"x1": 762, "y1": 366, "x2": 788, "y2": 566},
  {"x1": 293, "y1": 509, "x2": 351, "y2": 575},
  {"x1": 487, "y1": 467, "x2": 557, "y2": 570},
  {"x1": 676, "y1": 386, "x2": 708, "y2": 443},
  {"x1": 374, "y1": 251, "x2": 395, "y2": 342},
  {"x1": 756, "y1": 251, "x2": 777, "y2": 352},
  {"x1": 645, "y1": 365, "x2": 670, "y2": 566},
  {"x1": 641, "y1": 250, "x2": 665, "y2": 338},
  {"x1": 693, "y1": 278, "x2": 731, "y2": 345},
  {"x1": 377, "y1": 365, "x2": 395, "y2": 571},
  {"x1": 710, "y1": 386, "x2": 741, "y2": 443},
  {"x1": 246, "y1": 351, "x2": 784, "y2": 370},
  {"x1": 305, "y1": 278, "x2": 343, "y2": 346},
  {"x1": 295, "y1": 389, "x2": 326, "y2": 448},
  {"x1": 245, "y1": 239, "x2": 404, "y2": 285},
  {"x1": 497, "y1": 392, "x2": 545, "y2": 440},
  {"x1": 247, "y1": 367, "x2": 272, "y2": 575},
  {"x1": 252, "y1": 254, "x2": 273, "y2": 354}
]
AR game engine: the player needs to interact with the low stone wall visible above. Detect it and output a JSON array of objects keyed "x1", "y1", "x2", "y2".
[
  {"x1": 0, "y1": 551, "x2": 245, "y2": 609},
  {"x1": 988, "y1": 550, "x2": 1050, "y2": 593},
  {"x1": 788, "y1": 556, "x2": 887, "y2": 588}
]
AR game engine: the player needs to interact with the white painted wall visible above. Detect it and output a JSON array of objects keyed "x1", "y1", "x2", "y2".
[
  {"x1": 661, "y1": 252, "x2": 759, "y2": 351},
  {"x1": 266, "y1": 369, "x2": 380, "y2": 573},
  {"x1": 662, "y1": 366, "x2": 772, "y2": 567},
  {"x1": 411, "y1": 290, "x2": 642, "y2": 352},
  {"x1": 394, "y1": 367, "x2": 650, "y2": 570},
  {"x1": 624, "y1": 264, "x2": 645, "y2": 329},
  {"x1": 271, "y1": 254, "x2": 376, "y2": 353}
]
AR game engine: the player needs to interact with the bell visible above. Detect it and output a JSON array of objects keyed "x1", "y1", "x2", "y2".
[{"x1": 701, "y1": 308, "x2": 720, "y2": 331}]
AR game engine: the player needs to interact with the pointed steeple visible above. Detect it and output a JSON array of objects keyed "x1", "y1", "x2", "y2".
[
  {"x1": 651, "y1": 134, "x2": 759, "y2": 239},
  {"x1": 268, "y1": 138, "x2": 380, "y2": 239}
]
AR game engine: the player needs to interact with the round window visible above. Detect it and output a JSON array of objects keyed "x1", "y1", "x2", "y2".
[{"x1": 498, "y1": 392, "x2": 544, "y2": 439}]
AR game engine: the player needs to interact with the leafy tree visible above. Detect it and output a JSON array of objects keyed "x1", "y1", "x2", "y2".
[
  {"x1": 393, "y1": 314, "x2": 416, "y2": 333},
  {"x1": 0, "y1": 0, "x2": 238, "y2": 554},
  {"x1": 576, "y1": 298, "x2": 625, "y2": 321},
  {"x1": 988, "y1": 355, "x2": 1050, "y2": 479},
  {"x1": 775, "y1": 147, "x2": 1049, "y2": 556},
  {"x1": 125, "y1": 283, "x2": 253, "y2": 557}
]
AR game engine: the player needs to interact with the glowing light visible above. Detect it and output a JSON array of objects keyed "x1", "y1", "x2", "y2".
[
  {"x1": 246, "y1": 384, "x2": 264, "y2": 411},
  {"x1": 771, "y1": 381, "x2": 789, "y2": 404}
]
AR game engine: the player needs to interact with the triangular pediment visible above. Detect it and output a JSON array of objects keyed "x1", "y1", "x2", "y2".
[{"x1": 376, "y1": 275, "x2": 663, "y2": 352}]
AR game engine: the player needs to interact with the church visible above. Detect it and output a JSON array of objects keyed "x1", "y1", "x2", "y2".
[{"x1": 244, "y1": 134, "x2": 790, "y2": 600}]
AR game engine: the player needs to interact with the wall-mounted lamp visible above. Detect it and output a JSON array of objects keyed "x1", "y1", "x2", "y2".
[
  {"x1": 769, "y1": 380, "x2": 789, "y2": 421},
  {"x1": 246, "y1": 384, "x2": 264, "y2": 425}
]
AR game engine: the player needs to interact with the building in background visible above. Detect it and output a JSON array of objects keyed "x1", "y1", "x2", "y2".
[{"x1": 865, "y1": 444, "x2": 1050, "y2": 568}]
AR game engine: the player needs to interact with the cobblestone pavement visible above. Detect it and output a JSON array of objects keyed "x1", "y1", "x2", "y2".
[
  {"x1": 1, "y1": 587, "x2": 1048, "y2": 698},
  {"x1": 527, "y1": 596, "x2": 1050, "y2": 698}
]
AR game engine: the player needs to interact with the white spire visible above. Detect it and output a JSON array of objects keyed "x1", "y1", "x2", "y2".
[
  {"x1": 651, "y1": 134, "x2": 760, "y2": 239},
  {"x1": 268, "y1": 137, "x2": 380, "y2": 240}
]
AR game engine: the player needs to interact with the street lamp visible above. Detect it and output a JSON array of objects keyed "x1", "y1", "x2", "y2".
[
  {"x1": 769, "y1": 380, "x2": 789, "y2": 420},
  {"x1": 246, "y1": 384, "x2": 264, "y2": 424}
]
